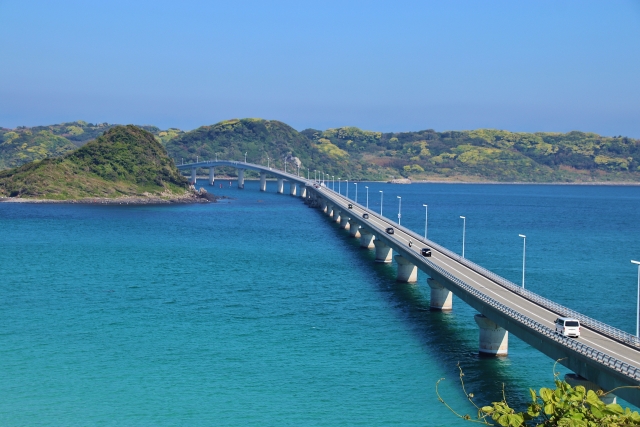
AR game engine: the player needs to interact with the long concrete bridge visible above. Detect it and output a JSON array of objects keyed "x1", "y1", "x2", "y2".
[{"x1": 179, "y1": 160, "x2": 640, "y2": 406}]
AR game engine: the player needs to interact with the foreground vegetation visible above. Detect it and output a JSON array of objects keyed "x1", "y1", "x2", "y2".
[
  {"x1": 0, "y1": 125, "x2": 189, "y2": 199},
  {"x1": 2, "y1": 119, "x2": 640, "y2": 182},
  {"x1": 438, "y1": 364, "x2": 640, "y2": 427}
]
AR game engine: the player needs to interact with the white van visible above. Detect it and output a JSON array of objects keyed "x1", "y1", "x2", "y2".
[{"x1": 555, "y1": 317, "x2": 581, "y2": 338}]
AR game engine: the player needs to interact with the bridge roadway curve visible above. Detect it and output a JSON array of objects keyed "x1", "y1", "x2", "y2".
[{"x1": 310, "y1": 184, "x2": 640, "y2": 406}]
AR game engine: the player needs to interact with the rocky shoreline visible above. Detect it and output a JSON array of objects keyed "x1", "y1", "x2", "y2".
[{"x1": 0, "y1": 188, "x2": 223, "y2": 205}]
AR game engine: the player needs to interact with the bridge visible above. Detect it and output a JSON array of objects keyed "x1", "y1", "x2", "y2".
[{"x1": 179, "y1": 160, "x2": 640, "y2": 406}]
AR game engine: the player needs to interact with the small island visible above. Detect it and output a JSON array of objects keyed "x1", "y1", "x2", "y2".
[{"x1": 0, "y1": 125, "x2": 217, "y2": 203}]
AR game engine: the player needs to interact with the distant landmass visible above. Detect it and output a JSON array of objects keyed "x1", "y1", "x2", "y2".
[
  {"x1": 0, "y1": 125, "x2": 193, "y2": 201},
  {"x1": 1, "y1": 119, "x2": 639, "y2": 183}
]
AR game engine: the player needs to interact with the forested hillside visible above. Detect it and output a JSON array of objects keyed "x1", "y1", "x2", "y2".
[
  {"x1": 2, "y1": 119, "x2": 639, "y2": 182},
  {"x1": 0, "y1": 121, "x2": 182, "y2": 170},
  {"x1": 0, "y1": 126, "x2": 188, "y2": 199}
]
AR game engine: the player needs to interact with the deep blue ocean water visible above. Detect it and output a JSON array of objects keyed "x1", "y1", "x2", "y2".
[{"x1": 1, "y1": 181, "x2": 640, "y2": 426}]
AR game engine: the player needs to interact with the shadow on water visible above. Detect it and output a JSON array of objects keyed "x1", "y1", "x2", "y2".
[{"x1": 310, "y1": 207, "x2": 551, "y2": 410}]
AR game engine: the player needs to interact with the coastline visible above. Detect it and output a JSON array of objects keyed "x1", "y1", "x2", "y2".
[{"x1": 0, "y1": 190, "x2": 222, "y2": 205}]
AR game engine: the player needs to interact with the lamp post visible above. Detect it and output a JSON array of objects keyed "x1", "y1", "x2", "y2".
[
  {"x1": 244, "y1": 152, "x2": 247, "y2": 163},
  {"x1": 365, "y1": 186, "x2": 369, "y2": 208},
  {"x1": 338, "y1": 178, "x2": 341, "y2": 194},
  {"x1": 332, "y1": 176, "x2": 335, "y2": 191},
  {"x1": 181, "y1": 158, "x2": 183, "y2": 165},
  {"x1": 632, "y1": 260, "x2": 640, "y2": 337},
  {"x1": 216, "y1": 153, "x2": 218, "y2": 161},
  {"x1": 354, "y1": 183, "x2": 358, "y2": 203},
  {"x1": 423, "y1": 204, "x2": 428, "y2": 240},
  {"x1": 346, "y1": 179, "x2": 349, "y2": 198},
  {"x1": 460, "y1": 216, "x2": 466, "y2": 258},
  {"x1": 519, "y1": 234, "x2": 526, "y2": 288},
  {"x1": 297, "y1": 164, "x2": 300, "y2": 176},
  {"x1": 267, "y1": 156, "x2": 269, "y2": 168},
  {"x1": 284, "y1": 160, "x2": 287, "y2": 173},
  {"x1": 397, "y1": 196, "x2": 402, "y2": 225},
  {"x1": 197, "y1": 155, "x2": 199, "y2": 163},
  {"x1": 314, "y1": 170, "x2": 317, "y2": 181},
  {"x1": 307, "y1": 168, "x2": 309, "y2": 180},
  {"x1": 379, "y1": 190, "x2": 383, "y2": 215}
]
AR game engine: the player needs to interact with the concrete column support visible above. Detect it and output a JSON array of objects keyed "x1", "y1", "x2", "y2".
[
  {"x1": 209, "y1": 167, "x2": 215, "y2": 185},
  {"x1": 474, "y1": 314, "x2": 508, "y2": 356},
  {"x1": 348, "y1": 220, "x2": 361, "y2": 238},
  {"x1": 300, "y1": 186, "x2": 307, "y2": 198},
  {"x1": 427, "y1": 278, "x2": 453, "y2": 311},
  {"x1": 360, "y1": 230, "x2": 375, "y2": 249},
  {"x1": 260, "y1": 172, "x2": 266, "y2": 192},
  {"x1": 191, "y1": 167, "x2": 197, "y2": 185},
  {"x1": 237, "y1": 169, "x2": 245, "y2": 189},
  {"x1": 320, "y1": 199, "x2": 327, "y2": 212},
  {"x1": 373, "y1": 240, "x2": 393, "y2": 263},
  {"x1": 395, "y1": 255, "x2": 418, "y2": 282},
  {"x1": 289, "y1": 181, "x2": 296, "y2": 196},
  {"x1": 326, "y1": 204, "x2": 333, "y2": 217},
  {"x1": 277, "y1": 178, "x2": 284, "y2": 194},
  {"x1": 334, "y1": 210, "x2": 341, "y2": 223},
  {"x1": 564, "y1": 374, "x2": 617, "y2": 404},
  {"x1": 339, "y1": 215, "x2": 350, "y2": 230}
]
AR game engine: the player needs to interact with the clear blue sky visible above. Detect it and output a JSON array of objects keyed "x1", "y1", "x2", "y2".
[{"x1": 1, "y1": 0, "x2": 639, "y2": 136}]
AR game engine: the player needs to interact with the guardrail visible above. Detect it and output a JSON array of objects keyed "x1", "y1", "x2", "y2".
[
  {"x1": 418, "y1": 254, "x2": 640, "y2": 380},
  {"x1": 316, "y1": 186, "x2": 640, "y2": 350}
]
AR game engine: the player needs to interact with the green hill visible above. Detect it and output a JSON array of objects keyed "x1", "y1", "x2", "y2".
[
  {"x1": 2, "y1": 118, "x2": 639, "y2": 183},
  {"x1": 0, "y1": 125, "x2": 189, "y2": 199},
  {"x1": 0, "y1": 121, "x2": 183, "y2": 170}
]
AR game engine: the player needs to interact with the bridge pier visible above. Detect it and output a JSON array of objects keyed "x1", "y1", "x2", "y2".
[
  {"x1": 339, "y1": 214, "x2": 350, "y2": 230},
  {"x1": 260, "y1": 172, "x2": 266, "y2": 191},
  {"x1": 319, "y1": 199, "x2": 327, "y2": 213},
  {"x1": 326, "y1": 204, "x2": 334, "y2": 217},
  {"x1": 238, "y1": 169, "x2": 245, "y2": 189},
  {"x1": 289, "y1": 181, "x2": 296, "y2": 196},
  {"x1": 474, "y1": 314, "x2": 508, "y2": 356},
  {"x1": 427, "y1": 278, "x2": 453, "y2": 311},
  {"x1": 348, "y1": 220, "x2": 361, "y2": 238},
  {"x1": 277, "y1": 178, "x2": 284, "y2": 194},
  {"x1": 374, "y1": 240, "x2": 393, "y2": 263},
  {"x1": 564, "y1": 374, "x2": 617, "y2": 404},
  {"x1": 300, "y1": 185, "x2": 307, "y2": 198},
  {"x1": 395, "y1": 255, "x2": 418, "y2": 282},
  {"x1": 209, "y1": 167, "x2": 215, "y2": 185},
  {"x1": 190, "y1": 167, "x2": 197, "y2": 185},
  {"x1": 360, "y1": 230, "x2": 375, "y2": 248}
]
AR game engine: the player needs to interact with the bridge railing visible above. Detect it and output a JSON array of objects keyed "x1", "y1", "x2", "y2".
[
  {"x1": 321, "y1": 186, "x2": 640, "y2": 350},
  {"x1": 418, "y1": 251, "x2": 640, "y2": 380}
]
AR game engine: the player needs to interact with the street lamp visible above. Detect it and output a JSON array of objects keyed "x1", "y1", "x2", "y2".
[
  {"x1": 314, "y1": 170, "x2": 317, "y2": 181},
  {"x1": 423, "y1": 204, "x2": 428, "y2": 240},
  {"x1": 633, "y1": 260, "x2": 640, "y2": 337},
  {"x1": 346, "y1": 179, "x2": 349, "y2": 198},
  {"x1": 460, "y1": 216, "x2": 466, "y2": 258},
  {"x1": 354, "y1": 183, "x2": 358, "y2": 203},
  {"x1": 365, "y1": 186, "x2": 369, "y2": 208},
  {"x1": 307, "y1": 168, "x2": 309, "y2": 180},
  {"x1": 284, "y1": 160, "x2": 287, "y2": 173},
  {"x1": 379, "y1": 190, "x2": 383, "y2": 215},
  {"x1": 216, "y1": 153, "x2": 218, "y2": 161},
  {"x1": 197, "y1": 155, "x2": 199, "y2": 163},
  {"x1": 397, "y1": 196, "x2": 402, "y2": 225},
  {"x1": 332, "y1": 176, "x2": 335, "y2": 191},
  {"x1": 519, "y1": 234, "x2": 526, "y2": 288},
  {"x1": 338, "y1": 178, "x2": 341, "y2": 194},
  {"x1": 244, "y1": 152, "x2": 247, "y2": 163}
]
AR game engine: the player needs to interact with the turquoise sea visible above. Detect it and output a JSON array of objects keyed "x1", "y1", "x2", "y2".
[{"x1": 2, "y1": 182, "x2": 640, "y2": 426}]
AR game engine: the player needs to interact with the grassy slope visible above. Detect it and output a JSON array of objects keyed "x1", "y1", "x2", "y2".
[{"x1": 0, "y1": 125, "x2": 188, "y2": 199}]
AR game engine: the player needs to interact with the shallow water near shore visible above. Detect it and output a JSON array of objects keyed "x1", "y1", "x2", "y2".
[{"x1": 1, "y1": 181, "x2": 639, "y2": 426}]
